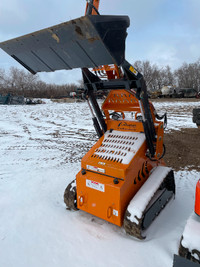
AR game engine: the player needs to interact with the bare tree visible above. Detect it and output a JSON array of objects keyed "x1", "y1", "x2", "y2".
[
  {"x1": 161, "y1": 65, "x2": 175, "y2": 86},
  {"x1": 133, "y1": 61, "x2": 175, "y2": 90},
  {"x1": 0, "y1": 58, "x2": 199, "y2": 98},
  {"x1": 134, "y1": 60, "x2": 162, "y2": 90},
  {"x1": 175, "y1": 60, "x2": 200, "y2": 91},
  {"x1": 0, "y1": 68, "x2": 5, "y2": 89},
  {"x1": 6, "y1": 67, "x2": 38, "y2": 93}
]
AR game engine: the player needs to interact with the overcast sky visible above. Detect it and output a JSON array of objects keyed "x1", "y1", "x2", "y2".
[{"x1": 0, "y1": 0, "x2": 199, "y2": 84}]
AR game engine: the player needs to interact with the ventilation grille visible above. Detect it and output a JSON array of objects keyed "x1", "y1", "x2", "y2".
[
  {"x1": 91, "y1": 130, "x2": 145, "y2": 164},
  {"x1": 106, "y1": 92, "x2": 138, "y2": 105}
]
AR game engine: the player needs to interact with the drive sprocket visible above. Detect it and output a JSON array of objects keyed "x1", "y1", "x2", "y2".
[{"x1": 64, "y1": 179, "x2": 78, "y2": 211}]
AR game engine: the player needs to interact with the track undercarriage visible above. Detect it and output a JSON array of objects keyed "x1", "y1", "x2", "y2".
[
  {"x1": 176, "y1": 197, "x2": 200, "y2": 266},
  {"x1": 179, "y1": 240, "x2": 200, "y2": 265},
  {"x1": 123, "y1": 167, "x2": 175, "y2": 239}
]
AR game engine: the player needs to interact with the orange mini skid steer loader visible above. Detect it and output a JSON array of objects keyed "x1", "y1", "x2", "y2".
[
  {"x1": 64, "y1": 61, "x2": 175, "y2": 239},
  {"x1": 63, "y1": 0, "x2": 175, "y2": 240},
  {"x1": 0, "y1": 0, "x2": 175, "y2": 239}
]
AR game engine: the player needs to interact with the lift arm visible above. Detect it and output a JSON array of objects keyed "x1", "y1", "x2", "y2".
[
  {"x1": 82, "y1": 61, "x2": 156, "y2": 157},
  {"x1": 83, "y1": 0, "x2": 156, "y2": 157},
  {"x1": 85, "y1": 0, "x2": 100, "y2": 15}
]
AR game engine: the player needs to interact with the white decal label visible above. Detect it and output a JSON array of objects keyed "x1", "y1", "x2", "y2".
[
  {"x1": 113, "y1": 209, "x2": 119, "y2": 217},
  {"x1": 86, "y1": 165, "x2": 105, "y2": 173},
  {"x1": 86, "y1": 179, "x2": 105, "y2": 192}
]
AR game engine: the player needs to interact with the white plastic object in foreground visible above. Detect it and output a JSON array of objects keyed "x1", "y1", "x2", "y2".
[{"x1": 181, "y1": 212, "x2": 200, "y2": 261}]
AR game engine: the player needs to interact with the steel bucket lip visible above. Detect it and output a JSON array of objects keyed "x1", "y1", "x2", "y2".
[{"x1": 0, "y1": 15, "x2": 130, "y2": 74}]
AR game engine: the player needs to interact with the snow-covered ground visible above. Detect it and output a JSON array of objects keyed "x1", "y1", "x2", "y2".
[
  {"x1": 0, "y1": 100, "x2": 199, "y2": 267},
  {"x1": 153, "y1": 100, "x2": 200, "y2": 131}
]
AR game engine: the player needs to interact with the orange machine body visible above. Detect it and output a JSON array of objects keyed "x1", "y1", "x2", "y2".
[
  {"x1": 76, "y1": 89, "x2": 165, "y2": 226},
  {"x1": 195, "y1": 179, "x2": 200, "y2": 216}
]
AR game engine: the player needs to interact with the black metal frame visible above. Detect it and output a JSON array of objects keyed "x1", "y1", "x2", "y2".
[{"x1": 82, "y1": 60, "x2": 156, "y2": 157}]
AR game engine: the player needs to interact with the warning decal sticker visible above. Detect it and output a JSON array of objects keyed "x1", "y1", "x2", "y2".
[
  {"x1": 86, "y1": 165, "x2": 105, "y2": 173},
  {"x1": 129, "y1": 65, "x2": 138, "y2": 76},
  {"x1": 86, "y1": 179, "x2": 105, "y2": 192}
]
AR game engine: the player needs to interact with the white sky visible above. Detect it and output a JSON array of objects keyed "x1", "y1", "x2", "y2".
[{"x1": 0, "y1": 0, "x2": 199, "y2": 84}]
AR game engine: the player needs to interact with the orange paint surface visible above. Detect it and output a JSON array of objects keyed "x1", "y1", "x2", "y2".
[
  {"x1": 195, "y1": 179, "x2": 200, "y2": 216},
  {"x1": 76, "y1": 89, "x2": 165, "y2": 226}
]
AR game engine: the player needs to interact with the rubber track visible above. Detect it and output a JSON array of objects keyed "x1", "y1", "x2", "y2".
[
  {"x1": 123, "y1": 170, "x2": 175, "y2": 239},
  {"x1": 179, "y1": 236, "x2": 200, "y2": 265}
]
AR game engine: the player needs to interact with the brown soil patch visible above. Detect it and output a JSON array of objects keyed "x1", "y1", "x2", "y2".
[{"x1": 164, "y1": 128, "x2": 200, "y2": 171}]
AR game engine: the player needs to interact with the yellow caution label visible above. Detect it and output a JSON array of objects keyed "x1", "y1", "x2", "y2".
[{"x1": 129, "y1": 66, "x2": 138, "y2": 76}]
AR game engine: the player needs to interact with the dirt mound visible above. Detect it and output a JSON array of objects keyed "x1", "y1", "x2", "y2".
[{"x1": 164, "y1": 128, "x2": 200, "y2": 171}]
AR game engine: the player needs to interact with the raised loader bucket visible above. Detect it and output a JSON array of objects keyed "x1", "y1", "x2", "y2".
[
  {"x1": 0, "y1": 15, "x2": 129, "y2": 74},
  {"x1": 173, "y1": 255, "x2": 199, "y2": 267}
]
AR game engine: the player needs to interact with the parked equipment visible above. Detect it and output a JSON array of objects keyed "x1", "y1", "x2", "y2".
[
  {"x1": 0, "y1": 93, "x2": 10, "y2": 104},
  {"x1": 0, "y1": 0, "x2": 175, "y2": 239},
  {"x1": 193, "y1": 109, "x2": 200, "y2": 128},
  {"x1": 0, "y1": 93, "x2": 25, "y2": 105}
]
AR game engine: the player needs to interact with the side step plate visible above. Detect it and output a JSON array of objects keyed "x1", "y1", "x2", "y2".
[
  {"x1": 0, "y1": 15, "x2": 129, "y2": 74},
  {"x1": 173, "y1": 255, "x2": 199, "y2": 267}
]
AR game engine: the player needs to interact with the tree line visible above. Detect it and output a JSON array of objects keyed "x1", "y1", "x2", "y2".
[
  {"x1": 0, "y1": 58, "x2": 199, "y2": 98},
  {"x1": 134, "y1": 58, "x2": 200, "y2": 91},
  {"x1": 0, "y1": 67, "x2": 78, "y2": 98}
]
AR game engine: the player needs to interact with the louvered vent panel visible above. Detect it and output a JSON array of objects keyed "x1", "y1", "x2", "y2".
[{"x1": 91, "y1": 130, "x2": 145, "y2": 164}]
